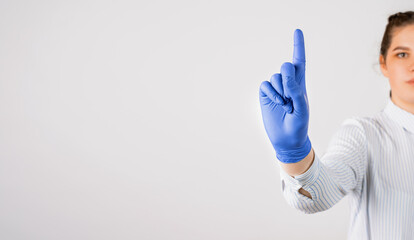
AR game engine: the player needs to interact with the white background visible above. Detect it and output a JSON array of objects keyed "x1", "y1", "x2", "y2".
[{"x1": 0, "y1": 0, "x2": 412, "y2": 239}]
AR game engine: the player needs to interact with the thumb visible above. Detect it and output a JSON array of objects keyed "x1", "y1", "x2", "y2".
[{"x1": 280, "y1": 62, "x2": 308, "y2": 114}]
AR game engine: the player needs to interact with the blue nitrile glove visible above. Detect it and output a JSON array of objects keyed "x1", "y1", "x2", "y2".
[{"x1": 259, "y1": 29, "x2": 312, "y2": 164}]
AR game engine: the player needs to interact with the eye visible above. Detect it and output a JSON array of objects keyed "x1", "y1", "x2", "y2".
[{"x1": 396, "y1": 52, "x2": 408, "y2": 58}]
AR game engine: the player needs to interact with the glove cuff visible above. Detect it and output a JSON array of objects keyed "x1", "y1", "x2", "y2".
[{"x1": 275, "y1": 136, "x2": 312, "y2": 164}]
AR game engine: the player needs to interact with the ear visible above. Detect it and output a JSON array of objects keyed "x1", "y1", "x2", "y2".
[{"x1": 379, "y1": 55, "x2": 389, "y2": 78}]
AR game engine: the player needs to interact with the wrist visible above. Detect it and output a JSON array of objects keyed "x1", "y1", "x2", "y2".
[{"x1": 274, "y1": 136, "x2": 312, "y2": 163}]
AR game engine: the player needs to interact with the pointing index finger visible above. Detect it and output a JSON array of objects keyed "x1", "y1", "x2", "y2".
[{"x1": 293, "y1": 29, "x2": 306, "y2": 66}]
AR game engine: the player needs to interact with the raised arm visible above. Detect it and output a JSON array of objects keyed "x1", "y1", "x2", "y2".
[{"x1": 259, "y1": 28, "x2": 313, "y2": 196}]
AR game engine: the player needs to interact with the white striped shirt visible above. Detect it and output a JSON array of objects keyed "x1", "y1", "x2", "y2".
[{"x1": 279, "y1": 97, "x2": 414, "y2": 239}]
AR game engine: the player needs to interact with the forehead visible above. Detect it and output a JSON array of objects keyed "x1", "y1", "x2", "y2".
[{"x1": 390, "y1": 24, "x2": 414, "y2": 47}]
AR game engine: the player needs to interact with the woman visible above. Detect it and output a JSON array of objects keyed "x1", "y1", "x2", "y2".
[{"x1": 259, "y1": 11, "x2": 414, "y2": 239}]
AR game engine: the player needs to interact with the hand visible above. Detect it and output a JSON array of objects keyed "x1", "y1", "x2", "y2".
[{"x1": 259, "y1": 29, "x2": 311, "y2": 163}]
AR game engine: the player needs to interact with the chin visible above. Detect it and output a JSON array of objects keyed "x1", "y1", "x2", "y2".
[{"x1": 393, "y1": 92, "x2": 414, "y2": 105}]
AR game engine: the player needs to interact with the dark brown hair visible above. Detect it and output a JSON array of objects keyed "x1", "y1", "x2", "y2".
[{"x1": 380, "y1": 11, "x2": 414, "y2": 61}]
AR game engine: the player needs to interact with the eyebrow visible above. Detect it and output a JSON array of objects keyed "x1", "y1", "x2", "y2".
[{"x1": 392, "y1": 46, "x2": 411, "y2": 52}]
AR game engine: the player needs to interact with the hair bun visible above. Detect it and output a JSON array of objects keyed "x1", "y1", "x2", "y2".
[
  {"x1": 388, "y1": 12, "x2": 401, "y2": 22},
  {"x1": 388, "y1": 11, "x2": 414, "y2": 23}
]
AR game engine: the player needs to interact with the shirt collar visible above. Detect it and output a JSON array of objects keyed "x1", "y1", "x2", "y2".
[{"x1": 383, "y1": 97, "x2": 414, "y2": 134}]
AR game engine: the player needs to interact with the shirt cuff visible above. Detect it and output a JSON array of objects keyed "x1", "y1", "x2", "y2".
[{"x1": 280, "y1": 152, "x2": 321, "y2": 190}]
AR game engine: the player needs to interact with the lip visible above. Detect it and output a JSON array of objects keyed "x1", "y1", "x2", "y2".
[{"x1": 407, "y1": 79, "x2": 414, "y2": 84}]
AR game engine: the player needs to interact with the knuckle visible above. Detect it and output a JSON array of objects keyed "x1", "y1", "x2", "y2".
[
  {"x1": 282, "y1": 62, "x2": 293, "y2": 68},
  {"x1": 260, "y1": 80, "x2": 269, "y2": 89},
  {"x1": 281, "y1": 62, "x2": 295, "y2": 77},
  {"x1": 271, "y1": 73, "x2": 280, "y2": 80}
]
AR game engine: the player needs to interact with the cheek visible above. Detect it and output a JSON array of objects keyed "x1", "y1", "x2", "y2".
[
  {"x1": 387, "y1": 64, "x2": 402, "y2": 90},
  {"x1": 387, "y1": 63, "x2": 406, "y2": 81}
]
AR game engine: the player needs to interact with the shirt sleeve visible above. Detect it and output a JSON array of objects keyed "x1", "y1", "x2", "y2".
[{"x1": 279, "y1": 117, "x2": 368, "y2": 214}]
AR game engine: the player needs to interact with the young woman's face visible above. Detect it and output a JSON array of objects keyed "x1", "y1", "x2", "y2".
[{"x1": 380, "y1": 24, "x2": 414, "y2": 105}]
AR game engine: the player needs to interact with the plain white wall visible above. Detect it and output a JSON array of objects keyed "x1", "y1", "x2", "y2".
[{"x1": 0, "y1": 0, "x2": 411, "y2": 239}]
